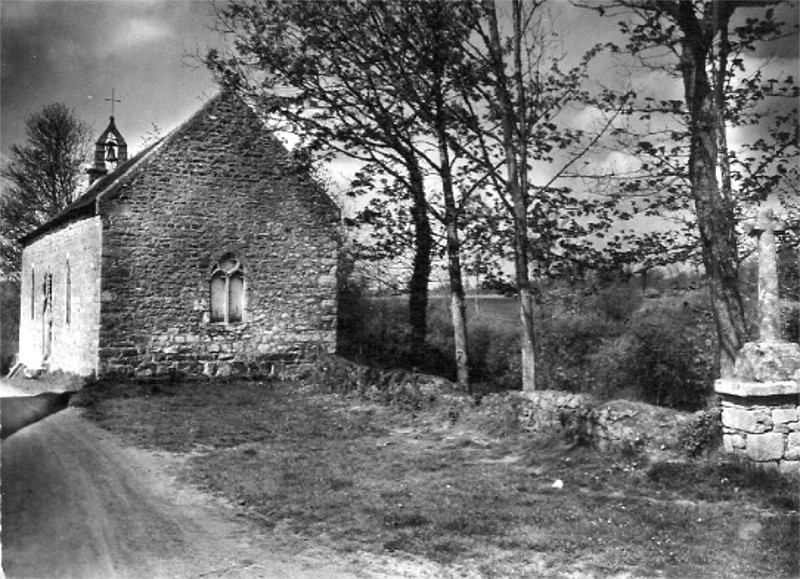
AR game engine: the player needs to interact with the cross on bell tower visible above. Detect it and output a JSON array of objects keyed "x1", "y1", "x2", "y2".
[
  {"x1": 87, "y1": 89, "x2": 128, "y2": 186},
  {"x1": 105, "y1": 89, "x2": 121, "y2": 118}
]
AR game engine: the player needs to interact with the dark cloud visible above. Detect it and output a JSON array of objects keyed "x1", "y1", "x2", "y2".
[
  {"x1": 2, "y1": 0, "x2": 796, "y2": 166},
  {"x1": 1, "y1": 1, "x2": 218, "y2": 159}
]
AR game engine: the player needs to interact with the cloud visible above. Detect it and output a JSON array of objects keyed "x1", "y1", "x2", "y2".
[
  {"x1": 109, "y1": 16, "x2": 173, "y2": 51},
  {"x1": 0, "y1": 1, "x2": 40, "y2": 27},
  {"x1": 1, "y1": 1, "x2": 218, "y2": 160}
]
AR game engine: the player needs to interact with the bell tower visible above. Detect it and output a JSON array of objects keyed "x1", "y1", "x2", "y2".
[{"x1": 87, "y1": 90, "x2": 128, "y2": 185}]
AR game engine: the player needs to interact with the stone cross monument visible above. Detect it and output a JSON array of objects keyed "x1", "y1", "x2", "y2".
[
  {"x1": 747, "y1": 207, "x2": 785, "y2": 342},
  {"x1": 715, "y1": 204, "x2": 800, "y2": 474}
]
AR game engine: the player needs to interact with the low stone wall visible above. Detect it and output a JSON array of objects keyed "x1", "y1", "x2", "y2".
[
  {"x1": 719, "y1": 389, "x2": 799, "y2": 476},
  {"x1": 593, "y1": 399, "x2": 695, "y2": 454},
  {"x1": 487, "y1": 391, "x2": 695, "y2": 456},
  {"x1": 515, "y1": 391, "x2": 592, "y2": 435}
]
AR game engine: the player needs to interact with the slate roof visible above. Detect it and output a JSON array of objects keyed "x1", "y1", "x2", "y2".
[
  {"x1": 19, "y1": 141, "x2": 160, "y2": 246},
  {"x1": 18, "y1": 92, "x2": 223, "y2": 246}
]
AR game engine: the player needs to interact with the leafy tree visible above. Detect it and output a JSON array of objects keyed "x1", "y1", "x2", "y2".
[
  {"x1": 207, "y1": 0, "x2": 634, "y2": 391},
  {"x1": 477, "y1": 0, "x2": 539, "y2": 390},
  {"x1": 581, "y1": 0, "x2": 797, "y2": 376},
  {"x1": 207, "y1": 0, "x2": 436, "y2": 354},
  {"x1": 207, "y1": 0, "x2": 481, "y2": 388},
  {"x1": 443, "y1": 0, "x2": 632, "y2": 390},
  {"x1": 0, "y1": 103, "x2": 91, "y2": 278}
]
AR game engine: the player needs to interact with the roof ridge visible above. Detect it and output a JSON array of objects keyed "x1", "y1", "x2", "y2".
[
  {"x1": 19, "y1": 90, "x2": 226, "y2": 245},
  {"x1": 19, "y1": 88, "x2": 339, "y2": 246}
]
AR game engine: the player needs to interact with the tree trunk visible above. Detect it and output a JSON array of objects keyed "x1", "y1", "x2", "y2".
[
  {"x1": 433, "y1": 98, "x2": 470, "y2": 392},
  {"x1": 484, "y1": 0, "x2": 536, "y2": 390},
  {"x1": 437, "y1": 177, "x2": 469, "y2": 390},
  {"x1": 511, "y1": 0, "x2": 535, "y2": 391},
  {"x1": 714, "y1": 7, "x2": 734, "y2": 208},
  {"x1": 518, "y1": 286, "x2": 536, "y2": 390},
  {"x1": 512, "y1": 168, "x2": 536, "y2": 391},
  {"x1": 679, "y1": 28, "x2": 748, "y2": 378},
  {"x1": 406, "y1": 162, "x2": 432, "y2": 358}
]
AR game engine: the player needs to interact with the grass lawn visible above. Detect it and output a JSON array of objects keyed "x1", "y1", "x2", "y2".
[{"x1": 80, "y1": 378, "x2": 799, "y2": 578}]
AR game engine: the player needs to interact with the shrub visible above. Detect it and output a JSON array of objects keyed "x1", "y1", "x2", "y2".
[
  {"x1": 622, "y1": 297, "x2": 716, "y2": 410},
  {"x1": 338, "y1": 279, "x2": 719, "y2": 409},
  {"x1": 426, "y1": 299, "x2": 522, "y2": 391},
  {"x1": 535, "y1": 310, "x2": 622, "y2": 392},
  {"x1": 781, "y1": 302, "x2": 800, "y2": 342},
  {"x1": 336, "y1": 272, "x2": 368, "y2": 355},
  {"x1": 339, "y1": 293, "x2": 451, "y2": 375},
  {"x1": 593, "y1": 282, "x2": 643, "y2": 322},
  {"x1": 465, "y1": 318, "x2": 521, "y2": 392},
  {"x1": 678, "y1": 408, "x2": 722, "y2": 457},
  {"x1": 583, "y1": 334, "x2": 638, "y2": 400},
  {"x1": 0, "y1": 280, "x2": 20, "y2": 374}
]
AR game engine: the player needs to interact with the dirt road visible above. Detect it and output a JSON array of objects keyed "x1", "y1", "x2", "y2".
[{"x1": 1, "y1": 397, "x2": 444, "y2": 579}]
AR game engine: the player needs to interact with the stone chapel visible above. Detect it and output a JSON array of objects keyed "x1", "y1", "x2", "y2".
[{"x1": 17, "y1": 90, "x2": 340, "y2": 378}]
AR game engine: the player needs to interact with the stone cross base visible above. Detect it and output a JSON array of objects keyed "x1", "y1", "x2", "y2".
[
  {"x1": 715, "y1": 341, "x2": 800, "y2": 476},
  {"x1": 733, "y1": 342, "x2": 800, "y2": 382}
]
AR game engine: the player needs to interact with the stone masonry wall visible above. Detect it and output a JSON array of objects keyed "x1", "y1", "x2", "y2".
[
  {"x1": 514, "y1": 391, "x2": 592, "y2": 435},
  {"x1": 96, "y1": 91, "x2": 339, "y2": 377},
  {"x1": 478, "y1": 391, "x2": 696, "y2": 455},
  {"x1": 18, "y1": 217, "x2": 102, "y2": 376},
  {"x1": 721, "y1": 395, "x2": 800, "y2": 476}
]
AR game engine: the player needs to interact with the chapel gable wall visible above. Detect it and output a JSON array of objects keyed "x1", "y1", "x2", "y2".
[{"x1": 96, "y1": 92, "x2": 339, "y2": 378}]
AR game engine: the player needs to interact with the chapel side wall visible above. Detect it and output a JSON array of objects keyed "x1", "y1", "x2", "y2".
[
  {"x1": 18, "y1": 217, "x2": 102, "y2": 376},
  {"x1": 97, "y1": 92, "x2": 338, "y2": 378}
]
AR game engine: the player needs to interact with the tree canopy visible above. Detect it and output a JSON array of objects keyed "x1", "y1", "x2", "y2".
[
  {"x1": 206, "y1": 0, "x2": 798, "y2": 384},
  {"x1": 578, "y1": 0, "x2": 798, "y2": 374},
  {"x1": 1, "y1": 103, "x2": 91, "y2": 278}
]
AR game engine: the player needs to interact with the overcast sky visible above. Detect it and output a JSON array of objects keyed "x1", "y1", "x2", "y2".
[
  {"x1": 1, "y1": 0, "x2": 797, "y2": 176},
  {"x1": 1, "y1": 0, "x2": 219, "y2": 160}
]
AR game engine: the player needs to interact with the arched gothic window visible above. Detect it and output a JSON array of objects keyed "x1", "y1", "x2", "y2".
[{"x1": 210, "y1": 256, "x2": 244, "y2": 323}]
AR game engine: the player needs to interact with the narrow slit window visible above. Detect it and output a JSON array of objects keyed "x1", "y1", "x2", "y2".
[
  {"x1": 209, "y1": 256, "x2": 245, "y2": 324},
  {"x1": 66, "y1": 262, "x2": 71, "y2": 325},
  {"x1": 31, "y1": 269, "x2": 35, "y2": 319}
]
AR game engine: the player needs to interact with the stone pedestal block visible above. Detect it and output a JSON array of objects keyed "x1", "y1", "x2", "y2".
[
  {"x1": 734, "y1": 342, "x2": 800, "y2": 382},
  {"x1": 723, "y1": 433, "x2": 746, "y2": 454},
  {"x1": 715, "y1": 374, "x2": 799, "y2": 472},
  {"x1": 772, "y1": 408, "x2": 799, "y2": 425},
  {"x1": 787, "y1": 433, "x2": 800, "y2": 460},
  {"x1": 746, "y1": 433, "x2": 785, "y2": 462},
  {"x1": 722, "y1": 407, "x2": 770, "y2": 433}
]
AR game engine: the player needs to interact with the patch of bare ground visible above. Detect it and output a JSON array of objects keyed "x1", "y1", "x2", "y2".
[
  {"x1": 1, "y1": 398, "x2": 473, "y2": 578},
  {"x1": 78, "y1": 377, "x2": 798, "y2": 578}
]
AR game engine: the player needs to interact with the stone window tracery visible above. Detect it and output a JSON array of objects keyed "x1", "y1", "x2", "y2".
[{"x1": 210, "y1": 256, "x2": 245, "y2": 323}]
